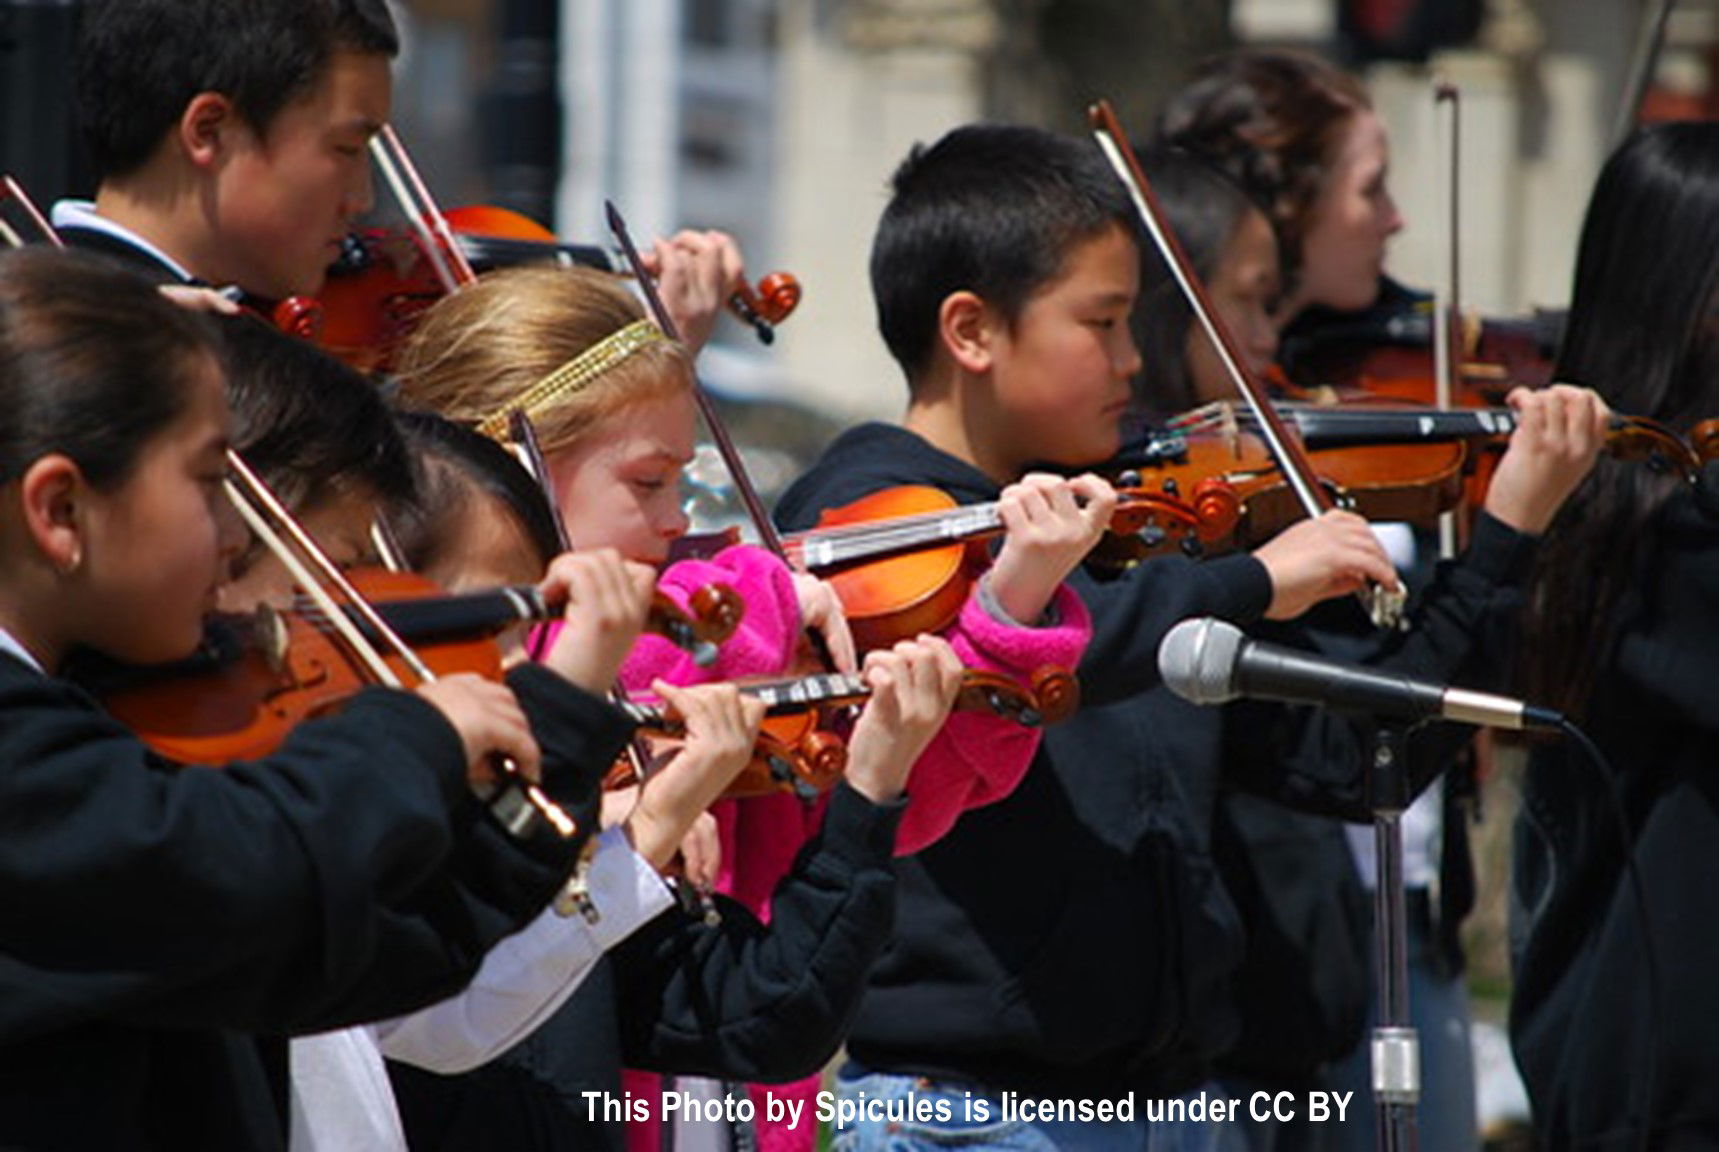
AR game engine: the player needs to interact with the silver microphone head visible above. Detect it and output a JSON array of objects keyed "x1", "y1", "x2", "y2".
[{"x1": 1157, "y1": 616, "x2": 1245, "y2": 706}]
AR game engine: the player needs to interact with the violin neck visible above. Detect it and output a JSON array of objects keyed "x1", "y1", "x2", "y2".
[
  {"x1": 455, "y1": 233, "x2": 617, "y2": 274},
  {"x1": 618, "y1": 668, "x2": 1047, "y2": 731},
  {"x1": 619, "y1": 673, "x2": 871, "y2": 729},
  {"x1": 1284, "y1": 406, "x2": 1520, "y2": 447},
  {"x1": 364, "y1": 586, "x2": 547, "y2": 641},
  {"x1": 784, "y1": 503, "x2": 1004, "y2": 573}
]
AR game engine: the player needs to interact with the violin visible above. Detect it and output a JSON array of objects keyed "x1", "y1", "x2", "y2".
[
  {"x1": 1279, "y1": 298, "x2": 1563, "y2": 410},
  {"x1": 294, "y1": 570, "x2": 743, "y2": 668},
  {"x1": 763, "y1": 481, "x2": 1241, "y2": 651},
  {"x1": 273, "y1": 127, "x2": 801, "y2": 373},
  {"x1": 99, "y1": 456, "x2": 579, "y2": 842},
  {"x1": 1110, "y1": 420, "x2": 1466, "y2": 549},
  {"x1": 1091, "y1": 100, "x2": 1407, "y2": 628},
  {"x1": 96, "y1": 567, "x2": 742, "y2": 761},
  {"x1": 603, "y1": 664, "x2": 1080, "y2": 800},
  {"x1": 1108, "y1": 399, "x2": 1702, "y2": 550},
  {"x1": 445, "y1": 204, "x2": 802, "y2": 345}
]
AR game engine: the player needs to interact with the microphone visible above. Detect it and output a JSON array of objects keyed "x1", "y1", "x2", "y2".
[{"x1": 1157, "y1": 616, "x2": 1563, "y2": 731}]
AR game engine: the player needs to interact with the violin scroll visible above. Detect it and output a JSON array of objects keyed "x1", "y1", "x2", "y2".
[
  {"x1": 726, "y1": 271, "x2": 803, "y2": 344},
  {"x1": 954, "y1": 666, "x2": 1081, "y2": 728},
  {"x1": 1606, "y1": 414, "x2": 1705, "y2": 482},
  {"x1": 647, "y1": 584, "x2": 744, "y2": 667}
]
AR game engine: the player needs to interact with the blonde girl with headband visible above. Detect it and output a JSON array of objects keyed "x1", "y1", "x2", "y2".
[{"x1": 393, "y1": 263, "x2": 1106, "y2": 1151}]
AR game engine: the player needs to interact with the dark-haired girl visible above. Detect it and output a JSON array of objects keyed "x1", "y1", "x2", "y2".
[
  {"x1": 1124, "y1": 146, "x2": 1612, "y2": 1152},
  {"x1": 1511, "y1": 121, "x2": 1719, "y2": 1147},
  {"x1": 0, "y1": 247, "x2": 616, "y2": 1150}
]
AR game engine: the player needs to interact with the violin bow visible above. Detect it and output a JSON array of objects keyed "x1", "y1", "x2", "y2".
[
  {"x1": 1612, "y1": 0, "x2": 1678, "y2": 150},
  {"x1": 507, "y1": 408, "x2": 716, "y2": 923},
  {"x1": 223, "y1": 448, "x2": 580, "y2": 843},
  {"x1": 369, "y1": 125, "x2": 478, "y2": 293},
  {"x1": 1432, "y1": 80, "x2": 1463, "y2": 561},
  {"x1": 1087, "y1": 99, "x2": 1406, "y2": 629},
  {"x1": 0, "y1": 176, "x2": 63, "y2": 250},
  {"x1": 604, "y1": 201, "x2": 788, "y2": 559}
]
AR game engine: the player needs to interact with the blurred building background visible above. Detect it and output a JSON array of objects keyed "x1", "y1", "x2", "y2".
[
  {"x1": 368, "y1": 0, "x2": 1714, "y2": 426},
  {"x1": 6, "y1": 0, "x2": 1713, "y2": 420}
]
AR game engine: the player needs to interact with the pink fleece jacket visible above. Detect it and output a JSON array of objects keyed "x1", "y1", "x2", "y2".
[{"x1": 589, "y1": 544, "x2": 1089, "y2": 1152}]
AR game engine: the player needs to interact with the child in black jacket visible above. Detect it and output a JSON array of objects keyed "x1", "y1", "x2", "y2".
[{"x1": 773, "y1": 123, "x2": 1605, "y2": 1148}]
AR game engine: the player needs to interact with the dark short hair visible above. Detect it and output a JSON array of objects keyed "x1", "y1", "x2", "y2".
[
  {"x1": 218, "y1": 318, "x2": 415, "y2": 518},
  {"x1": 871, "y1": 123, "x2": 1137, "y2": 385},
  {"x1": 391, "y1": 411, "x2": 564, "y2": 576},
  {"x1": 77, "y1": 0, "x2": 399, "y2": 179},
  {"x1": 0, "y1": 248, "x2": 217, "y2": 488}
]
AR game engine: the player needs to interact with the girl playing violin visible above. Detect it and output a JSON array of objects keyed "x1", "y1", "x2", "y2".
[
  {"x1": 1121, "y1": 143, "x2": 1614, "y2": 1151},
  {"x1": 0, "y1": 246, "x2": 616, "y2": 1150},
  {"x1": 206, "y1": 315, "x2": 772, "y2": 1152},
  {"x1": 1512, "y1": 121, "x2": 1719, "y2": 1148},
  {"x1": 391, "y1": 262, "x2": 1100, "y2": 1151},
  {"x1": 1157, "y1": 49, "x2": 1405, "y2": 363},
  {"x1": 381, "y1": 410, "x2": 969, "y2": 1151}
]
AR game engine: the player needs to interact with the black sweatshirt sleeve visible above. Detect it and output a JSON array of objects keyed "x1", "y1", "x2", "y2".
[
  {"x1": 310, "y1": 667, "x2": 641, "y2": 1031},
  {"x1": 611, "y1": 783, "x2": 904, "y2": 1082},
  {"x1": 1222, "y1": 512, "x2": 1541, "y2": 820},
  {"x1": 0, "y1": 668, "x2": 490, "y2": 1039},
  {"x1": 1072, "y1": 551, "x2": 1274, "y2": 707},
  {"x1": 429, "y1": 664, "x2": 636, "y2": 914}
]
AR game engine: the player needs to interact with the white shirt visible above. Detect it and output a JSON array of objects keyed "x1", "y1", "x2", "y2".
[
  {"x1": 288, "y1": 826, "x2": 675, "y2": 1152},
  {"x1": 50, "y1": 200, "x2": 197, "y2": 282},
  {"x1": 0, "y1": 626, "x2": 43, "y2": 674}
]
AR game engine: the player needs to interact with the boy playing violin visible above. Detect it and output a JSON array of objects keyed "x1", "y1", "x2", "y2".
[
  {"x1": 62, "y1": 0, "x2": 749, "y2": 347},
  {"x1": 773, "y1": 123, "x2": 1607, "y2": 1150}
]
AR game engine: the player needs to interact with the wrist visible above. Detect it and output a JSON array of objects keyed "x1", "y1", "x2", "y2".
[
  {"x1": 620, "y1": 806, "x2": 679, "y2": 872},
  {"x1": 982, "y1": 566, "x2": 1055, "y2": 627}
]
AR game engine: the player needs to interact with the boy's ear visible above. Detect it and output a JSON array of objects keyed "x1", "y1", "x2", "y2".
[
  {"x1": 179, "y1": 92, "x2": 240, "y2": 170},
  {"x1": 938, "y1": 291, "x2": 997, "y2": 374},
  {"x1": 18, "y1": 455, "x2": 86, "y2": 576}
]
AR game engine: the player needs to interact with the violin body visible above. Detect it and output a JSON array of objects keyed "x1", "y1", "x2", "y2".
[
  {"x1": 1281, "y1": 295, "x2": 1563, "y2": 409},
  {"x1": 98, "y1": 570, "x2": 505, "y2": 765},
  {"x1": 1112, "y1": 424, "x2": 1468, "y2": 550},
  {"x1": 811, "y1": 486, "x2": 987, "y2": 654}
]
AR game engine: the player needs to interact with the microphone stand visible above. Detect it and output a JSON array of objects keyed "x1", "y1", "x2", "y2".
[{"x1": 1367, "y1": 723, "x2": 1420, "y2": 1152}]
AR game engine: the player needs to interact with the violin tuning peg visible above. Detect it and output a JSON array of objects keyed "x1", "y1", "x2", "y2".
[
  {"x1": 1181, "y1": 536, "x2": 1204, "y2": 559},
  {"x1": 1139, "y1": 521, "x2": 1167, "y2": 549},
  {"x1": 1161, "y1": 477, "x2": 1180, "y2": 497},
  {"x1": 1118, "y1": 469, "x2": 1142, "y2": 488}
]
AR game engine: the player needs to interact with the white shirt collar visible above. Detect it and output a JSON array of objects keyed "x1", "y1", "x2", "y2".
[
  {"x1": 50, "y1": 199, "x2": 198, "y2": 283},
  {"x1": 0, "y1": 626, "x2": 44, "y2": 674}
]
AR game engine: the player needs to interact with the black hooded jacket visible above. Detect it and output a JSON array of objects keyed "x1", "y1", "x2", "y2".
[{"x1": 774, "y1": 421, "x2": 1537, "y2": 1099}]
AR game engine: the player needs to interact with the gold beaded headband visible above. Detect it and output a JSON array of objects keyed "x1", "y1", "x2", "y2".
[{"x1": 475, "y1": 318, "x2": 664, "y2": 440}]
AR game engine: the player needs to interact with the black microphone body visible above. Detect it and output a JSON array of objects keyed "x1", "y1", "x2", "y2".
[
  {"x1": 1232, "y1": 642, "x2": 1447, "y2": 725},
  {"x1": 1158, "y1": 617, "x2": 1563, "y2": 732}
]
